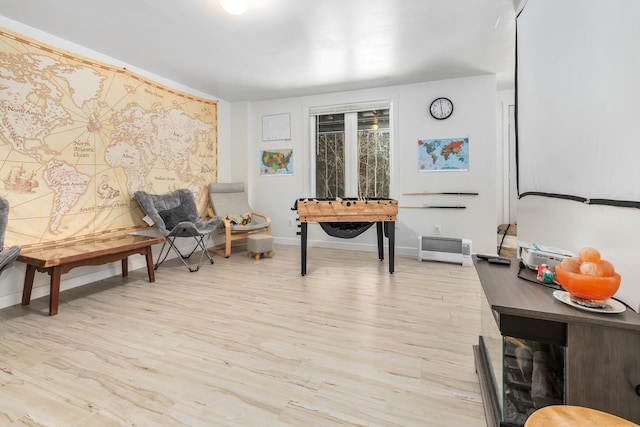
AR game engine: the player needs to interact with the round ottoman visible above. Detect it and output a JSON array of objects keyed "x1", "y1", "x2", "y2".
[{"x1": 247, "y1": 234, "x2": 273, "y2": 260}]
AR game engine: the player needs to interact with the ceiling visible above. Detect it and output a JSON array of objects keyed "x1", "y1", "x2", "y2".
[{"x1": 0, "y1": 0, "x2": 517, "y2": 102}]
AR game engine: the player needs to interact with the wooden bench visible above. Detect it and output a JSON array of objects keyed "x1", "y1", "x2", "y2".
[{"x1": 19, "y1": 233, "x2": 164, "y2": 316}]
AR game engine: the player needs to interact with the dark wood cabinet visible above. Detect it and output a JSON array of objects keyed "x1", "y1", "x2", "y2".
[{"x1": 473, "y1": 256, "x2": 640, "y2": 426}]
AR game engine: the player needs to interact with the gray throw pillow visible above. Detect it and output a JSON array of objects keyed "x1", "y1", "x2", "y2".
[{"x1": 158, "y1": 205, "x2": 190, "y2": 229}]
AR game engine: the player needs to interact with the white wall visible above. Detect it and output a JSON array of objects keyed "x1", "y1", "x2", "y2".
[
  {"x1": 0, "y1": 16, "x2": 232, "y2": 309},
  {"x1": 496, "y1": 90, "x2": 515, "y2": 225},
  {"x1": 239, "y1": 75, "x2": 498, "y2": 257},
  {"x1": 225, "y1": 102, "x2": 251, "y2": 183}
]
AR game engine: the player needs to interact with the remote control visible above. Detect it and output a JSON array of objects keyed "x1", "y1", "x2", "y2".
[
  {"x1": 476, "y1": 254, "x2": 496, "y2": 260},
  {"x1": 487, "y1": 257, "x2": 511, "y2": 265}
]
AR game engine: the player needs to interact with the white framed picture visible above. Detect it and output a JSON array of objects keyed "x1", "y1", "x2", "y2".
[{"x1": 262, "y1": 113, "x2": 291, "y2": 141}]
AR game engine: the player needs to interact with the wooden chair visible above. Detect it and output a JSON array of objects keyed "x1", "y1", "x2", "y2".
[{"x1": 208, "y1": 182, "x2": 271, "y2": 258}]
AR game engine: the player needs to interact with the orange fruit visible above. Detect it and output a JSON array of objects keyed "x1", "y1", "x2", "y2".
[{"x1": 579, "y1": 247, "x2": 601, "y2": 263}]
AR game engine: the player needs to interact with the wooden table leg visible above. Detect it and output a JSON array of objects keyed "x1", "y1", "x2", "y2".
[
  {"x1": 145, "y1": 247, "x2": 156, "y2": 283},
  {"x1": 21, "y1": 264, "x2": 36, "y2": 306},
  {"x1": 49, "y1": 267, "x2": 62, "y2": 316},
  {"x1": 121, "y1": 257, "x2": 128, "y2": 277}
]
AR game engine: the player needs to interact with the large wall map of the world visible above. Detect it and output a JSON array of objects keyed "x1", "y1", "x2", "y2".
[{"x1": 0, "y1": 28, "x2": 218, "y2": 247}]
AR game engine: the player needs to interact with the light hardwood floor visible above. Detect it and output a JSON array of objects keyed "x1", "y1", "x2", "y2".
[{"x1": 0, "y1": 244, "x2": 486, "y2": 426}]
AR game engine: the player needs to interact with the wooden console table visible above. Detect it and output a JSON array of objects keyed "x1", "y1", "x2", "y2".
[
  {"x1": 473, "y1": 256, "x2": 640, "y2": 426},
  {"x1": 19, "y1": 233, "x2": 164, "y2": 316}
]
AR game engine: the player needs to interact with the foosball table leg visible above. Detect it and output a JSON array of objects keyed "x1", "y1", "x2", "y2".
[
  {"x1": 376, "y1": 222, "x2": 384, "y2": 261},
  {"x1": 387, "y1": 221, "x2": 395, "y2": 274},
  {"x1": 298, "y1": 222, "x2": 307, "y2": 276}
]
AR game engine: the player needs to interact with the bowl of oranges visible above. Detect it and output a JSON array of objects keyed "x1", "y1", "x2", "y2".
[{"x1": 554, "y1": 247, "x2": 621, "y2": 302}]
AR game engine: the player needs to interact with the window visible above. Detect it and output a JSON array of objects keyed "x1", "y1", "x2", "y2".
[
  {"x1": 315, "y1": 113, "x2": 345, "y2": 198},
  {"x1": 311, "y1": 102, "x2": 391, "y2": 199}
]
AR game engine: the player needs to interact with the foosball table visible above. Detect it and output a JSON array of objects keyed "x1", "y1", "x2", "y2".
[{"x1": 292, "y1": 198, "x2": 398, "y2": 275}]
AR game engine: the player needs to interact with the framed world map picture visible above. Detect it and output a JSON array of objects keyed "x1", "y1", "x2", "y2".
[{"x1": 417, "y1": 137, "x2": 469, "y2": 171}]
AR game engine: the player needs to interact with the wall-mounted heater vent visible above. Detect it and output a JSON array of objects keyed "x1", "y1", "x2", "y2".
[{"x1": 417, "y1": 236, "x2": 472, "y2": 266}]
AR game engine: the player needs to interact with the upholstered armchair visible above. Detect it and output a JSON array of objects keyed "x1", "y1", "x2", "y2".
[
  {"x1": 134, "y1": 189, "x2": 220, "y2": 272},
  {"x1": 208, "y1": 182, "x2": 271, "y2": 258}
]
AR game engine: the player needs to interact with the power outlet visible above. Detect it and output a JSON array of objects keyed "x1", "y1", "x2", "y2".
[{"x1": 434, "y1": 225, "x2": 441, "y2": 236}]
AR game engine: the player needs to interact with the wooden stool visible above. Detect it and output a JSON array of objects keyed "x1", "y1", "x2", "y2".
[
  {"x1": 525, "y1": 405, "x2": 640, "y2": 427},
  {"x1": 247, "y1": 234, "x2": 273, "y2": 260}
]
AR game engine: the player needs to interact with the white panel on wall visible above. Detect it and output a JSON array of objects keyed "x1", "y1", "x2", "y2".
[{"x1": 517, "y1": 0, "x2": 640, "y2": 202}]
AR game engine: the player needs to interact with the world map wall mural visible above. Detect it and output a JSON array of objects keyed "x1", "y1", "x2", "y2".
[{"x1": 0, "y1": 28, "x2": 218, "y2": 247}]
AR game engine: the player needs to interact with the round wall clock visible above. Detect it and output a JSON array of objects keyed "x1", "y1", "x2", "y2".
[{"x1": 429, "y1": 97, "x2": 454, "y2": 120}]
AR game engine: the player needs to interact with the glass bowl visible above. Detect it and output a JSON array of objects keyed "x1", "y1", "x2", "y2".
[{"x1": 555, "y1": 264, "x2": 621, "y2": 301}]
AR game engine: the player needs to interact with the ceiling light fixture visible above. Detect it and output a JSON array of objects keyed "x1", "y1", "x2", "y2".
[
  {"x1": 370, "y1": 113, "x2": 379, "y2": 130},
  {"x1": 219, "y1": 0, "x2": 248, "y2": 15}
]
